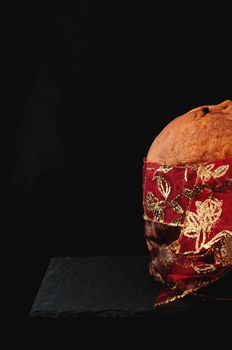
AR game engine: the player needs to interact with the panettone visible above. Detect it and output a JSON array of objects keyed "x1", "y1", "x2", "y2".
[
  {"x1": 147, "y1": 100, "x2": 232, "y2": 166},
  {"x1": 143, "y1": 100, "x2": 232, "y2": 306}
]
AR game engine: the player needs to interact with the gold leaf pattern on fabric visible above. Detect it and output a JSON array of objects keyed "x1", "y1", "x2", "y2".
[
  {"x1": 171, "y1": 218, "x2": 183, "y2": 226},
  {"x1": 146, "y1": 192, "x2": 164, "y2": 221},
  {"x1": 182, "y1": 198, "x2": 223, "y2": 252},
  {"x1": 169, "y1": 240, "x2": 181, "y2": 254},
  {"x1": 153, "y1": 175, "x2": 171, "y2": 200},
  {"x1": 146, "y1": 173, "x2": 186, "y2": 222},
  {"x1": 193, "y1": 264, "x2": 216, "y2": 275},
  {"x1": 214, "y1": 232, "x2": 232, "y2": 266},
  {"x1": 169, "y1": 200, "x2": 184, "y2": 214},
  {"x1": 183, "y1": 188, "x2": 194, "y2": 198},
  {"x1": 143, "y1": 156, "x2": 232, "y2": 306},
  {"x1": 202, "y1": 230, "x2": 232, "y2": 250},
  {"x1": 197, "y1": 164, "x2": 229, "y2": 182},
  {"x1": 156, "y1": 165, "x2": 173, "y2": 173}
]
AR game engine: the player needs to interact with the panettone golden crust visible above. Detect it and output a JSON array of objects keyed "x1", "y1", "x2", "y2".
[{"x1": 147, "y1": 100, "x2": 232, "y2": 166}]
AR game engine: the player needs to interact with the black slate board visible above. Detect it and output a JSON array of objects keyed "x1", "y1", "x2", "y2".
[{"x1": 30, "y1": 256, "x2": 232, "y2": 319}]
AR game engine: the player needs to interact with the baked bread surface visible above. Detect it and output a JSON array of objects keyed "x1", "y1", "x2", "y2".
[{"x1": 147, "y1": 100, "x2": 232, "y2": 166}]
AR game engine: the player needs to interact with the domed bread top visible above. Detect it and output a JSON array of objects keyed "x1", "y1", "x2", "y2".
[{"x1": 147, "y1": 100, "x2": 232, "y2": 166}]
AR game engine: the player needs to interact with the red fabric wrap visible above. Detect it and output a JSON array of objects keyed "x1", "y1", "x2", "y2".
[{"x1": 143, "y1": 157, "x2": 232, "y2": 306}]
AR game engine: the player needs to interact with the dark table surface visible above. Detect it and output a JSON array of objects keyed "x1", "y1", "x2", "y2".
[{"x1": 1, "y1": 244, "x2": 232, "y2": 344}]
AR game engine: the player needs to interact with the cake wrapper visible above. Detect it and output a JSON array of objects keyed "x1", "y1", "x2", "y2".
[{"x1": 143, "y1": 157, "x2": 232, "y2": 306}]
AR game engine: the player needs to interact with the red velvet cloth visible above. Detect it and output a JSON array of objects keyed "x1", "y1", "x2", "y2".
[{"x1": 143, "y1": 157, "x2": 232, "y2": 306}]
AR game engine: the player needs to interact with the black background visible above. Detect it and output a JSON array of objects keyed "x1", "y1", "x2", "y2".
[{"x1": 3, "y1": 0, "x2": 232, "y2": 344}]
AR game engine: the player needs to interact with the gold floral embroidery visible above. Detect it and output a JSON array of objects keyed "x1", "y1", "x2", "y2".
[
  {"x1": 144, "y1": 158, "x2": 232, "y2": 307},
  {"x1": 144, "y1": 161, "x2": 232, "y2": 255},
  {"x1": 197, "y1": 163, "x2": 229, "y2": 182},
  {"x1": 145, "y1": 192, "x2": 164, "y2": 221},
  {"x1": 169, "y1": 200, "x2": 184, "y2": 214},
  {"x1": 214, "y1": 232, "x2": 232, "y2": 266},
  {"x1": 193, "y1": 264, "x2": 216, "y2": 275},
  {"x1": 152, "y1": 175, "x2": 171, "y2": 200},
  {"x1": 182, "y1": 198, "x2": 223, "y2": 253},
  {"x1": 155, "y1": 165, "x2": 173, "y2": 173},
  {"x1": 145, "y1": 174, "x2": 185, "y2": 222},
  {"x1": 169, "y1": 240, "x2": 181, "y2": 254},
  {"x1": 202, "y1": 230, "x2": 232, "y2": 250},
  {"x1": 171, "y1": 218, "x2": 183, "y2": 226},
  {"x1": 183, "y1": 188, "x2": 194, "y2": 198}
]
